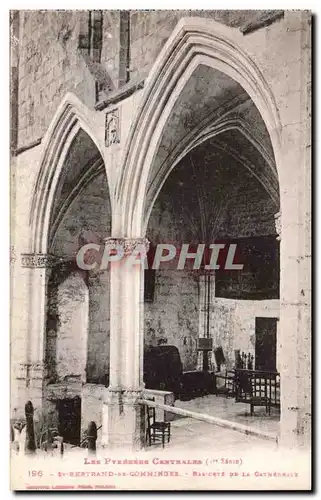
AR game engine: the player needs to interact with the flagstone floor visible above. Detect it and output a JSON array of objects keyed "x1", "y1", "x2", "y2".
[
  {"x1": 163, "y1": 394, "x2": 280, "y2": 452},
  {"x1": 11, "y1": 394, "x2": 280, "y2": 457}
]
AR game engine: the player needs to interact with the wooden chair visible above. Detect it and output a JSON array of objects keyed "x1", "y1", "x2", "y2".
[
  {"x1": 215, "y1": 369, "x2": 235, "y2": 397},
  {"x1": 145, "y1": 400, "x2": 171, "y2": 448},
  {"x1": 235, "y1": 370, "x2": 271, "y2": 416}
]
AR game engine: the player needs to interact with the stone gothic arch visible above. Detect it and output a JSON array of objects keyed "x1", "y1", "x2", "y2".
[
  {"x1": 143, "y1": 115, "x2": 280, "y2": 233},
  {"x1": 116, "y1": 17, "x2": 282, "y2": 237},
  {"x1": 22, "y1": 92, "x2": 111, "y2": 420},
  {"x1": 30, "y1": 92, "x2": 108, "y2": 254},
  {"x1": 106, "y1": 16, "x2": 310, "y2": 452}
]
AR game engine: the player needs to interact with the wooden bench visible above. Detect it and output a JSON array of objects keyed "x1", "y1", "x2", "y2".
[{"x1": 234, "y1": 369, "x2": 280, "y2": 416}]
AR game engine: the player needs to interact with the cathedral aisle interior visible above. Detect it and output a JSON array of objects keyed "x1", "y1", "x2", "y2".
[{"x1": 10, "y1": 10, "x2": 311, "y2": 454}]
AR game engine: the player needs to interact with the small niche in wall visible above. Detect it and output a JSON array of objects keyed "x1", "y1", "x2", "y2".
[{"x1": 144, "y1": 269, "x2": 156, "y2": 303}]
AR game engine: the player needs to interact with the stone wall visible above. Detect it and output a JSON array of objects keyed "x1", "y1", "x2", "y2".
[
  {"x1": 145, "y1": 270, "x2": 199, "y2": 371},
  {"x1": 144, "y1": 156, "x2": 279, "y2": 372},
  {"x1": 48, "y1": 170, "x2": 111, "y2": 384},
  {"x1": 46, "y1": 268, "x2": 89, "y2": 382},
  {"x1": 18, "y1": 10, "x2": 96, "y2": 148},
  {"x1": 87, "y1": 270, "x2": 110, "y2": 384},
  {"x1": 215, "y1": 175, "x2": 277, "y2": 239},
  {"x1": 211, "y1": 297, "x2": 280, "y2": 368},
  {"x1": 129, "y1": 10, "x2": 261, "y2": 80},
  {"x1": 55, "y1": 271, "x2": 89, "y2": 380},
  {"x1": 81, "y1": 384, "x2": 105, "y2": 443},
  {"x1": 16, "y1": 10, "x2": 289, "y2": 150},
  {"x1": 100, "y1": 11, "x2": 121, "y2": 88}
]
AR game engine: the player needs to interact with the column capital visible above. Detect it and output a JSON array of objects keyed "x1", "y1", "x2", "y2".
[
  {"x1": 104, "y1": 237, "x2": 150, "y2": 256},
  {"x1": 28, "y1": 362, "x2": 45, "y2": 379},
  {"x1": 15, "y1": 362, "x2": 44, "y2": 375},
  {"x1": 21, "y1": 253, "x2": 64, "y2": 268},
  {"x1": 10, "y1": 246, "x2": 16, "y2": 265},
  {"x1": 274, "y1": 211, "x2": 282, "y2": 241},
  {"x1": 105, "y1": 387, "x2": 143, "y2": 404}
]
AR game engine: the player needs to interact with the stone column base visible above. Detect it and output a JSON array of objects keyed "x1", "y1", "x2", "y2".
[
  {"x1": 280, "y1": 406, "x2": 312, "y2": 451},
  {"x1": 101, "y1": 388, "x2": 145, "y2": 450}
]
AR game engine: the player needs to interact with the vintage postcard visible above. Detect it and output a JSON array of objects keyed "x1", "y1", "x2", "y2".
[{"x1": 10, "y1": 9, "x2": 312, "y2": 491}]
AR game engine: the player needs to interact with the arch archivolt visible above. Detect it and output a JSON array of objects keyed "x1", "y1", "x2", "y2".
[
  {"x1": 116, "y1": 17, "x2": 283, "y2": 238},
  {"x1": 143, "y1": 115, "x2": 279, "y2": 233},
  {"x1": 28, "y1": 18, "x2": 284, "y2": 261},
  {"x1": 30, "y1": 92, "x2": 108, "y2": 255}
]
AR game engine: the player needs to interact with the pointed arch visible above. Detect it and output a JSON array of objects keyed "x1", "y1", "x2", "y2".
[
  {"x1": 30, "y1": 92, "x2": 108, "y2": 254},
  {"x1": 116, "y1": 17, "x2": 282, "y2": 237},
  {"x1": 143, "y1": 116, "x2": 280, "y2": 233}
]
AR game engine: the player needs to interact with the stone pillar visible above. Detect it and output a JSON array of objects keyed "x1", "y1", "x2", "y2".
[
  {"x1": 102, "y1": 237, "x2": 149, "y2": 450},
  {"x1": 19, "y1": 253, "x2": 63, "y2": 411},
  {"x1": 197, "y1": 271, "x2": 215, "y2": 371},
  {"x1": 274, "y1": 212, "x2": 282, "y2": 373},
  {"x1": 277, "y1": 207, "x2": 311, "y2": 450},
  {"x1": 277, "y1": 11, "x2": 311, "y2": 451}
]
